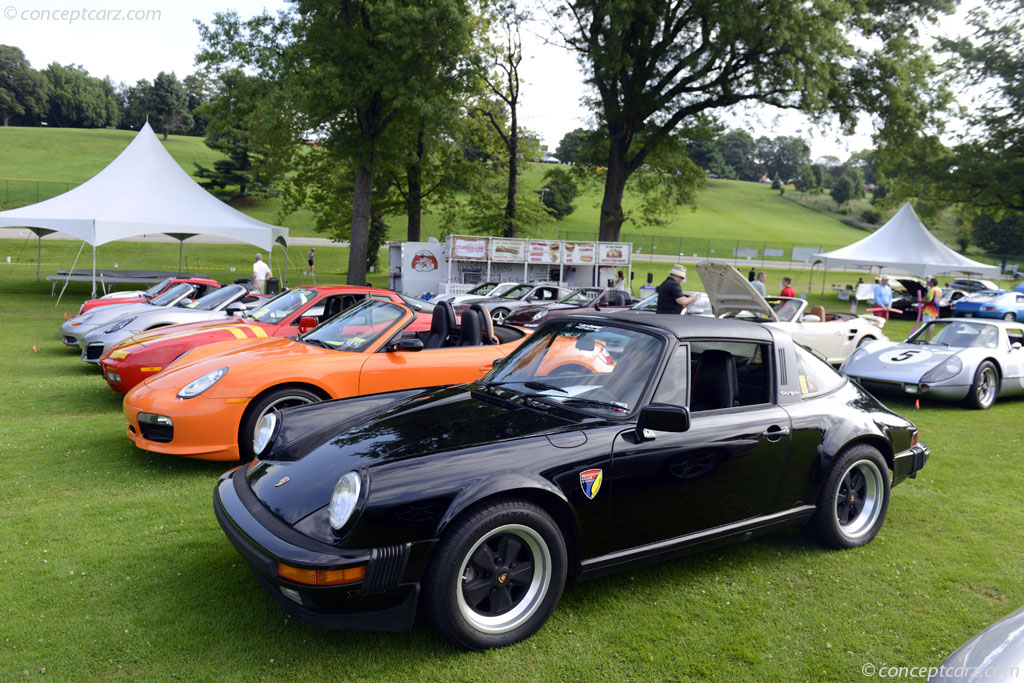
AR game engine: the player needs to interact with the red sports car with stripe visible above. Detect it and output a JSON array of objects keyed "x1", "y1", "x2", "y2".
[{"x1": 98, "y1": 286, "x2": 435, "y2": 394}]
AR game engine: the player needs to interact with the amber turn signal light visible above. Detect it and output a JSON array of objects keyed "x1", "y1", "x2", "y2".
[{"x1": 277, "y1": 563, "x2": 366, "y2": 586}]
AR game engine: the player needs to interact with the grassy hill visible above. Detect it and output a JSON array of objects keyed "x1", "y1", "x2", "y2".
[{"x1": 0, "y1": 126, "x2": 864, "y2": 250}]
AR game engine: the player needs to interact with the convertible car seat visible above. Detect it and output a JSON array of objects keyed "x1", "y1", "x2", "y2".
[
  {"x1": 690, "y1": 350, "x2": 738, "y2": 412},
  {"x1": 423, "y1": 300, "x2": 455, "y2": 349},
  {"x1": 322, "y1": 296, "x2": 344, "y2": 320},
  {"x1": 470, "y1": 303, "x2": 499, "y2": 344},
  {"x1": 459, "y1": 307, "x2": 482, "y2": 346},
  {"x1": 809, "y1": 305, "x2": 827, "y2": 321}
]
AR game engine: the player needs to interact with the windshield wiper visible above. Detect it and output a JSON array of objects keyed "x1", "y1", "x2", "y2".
[
  {"x1": 562, "y1": 397, "x2": 627, "y2": 411},
  {"x1": 524, "y1": 381, "x2": 566, "y2": 393},
  {"x1": 302, "y1": 338, "x2": 332, "y2": 349}
]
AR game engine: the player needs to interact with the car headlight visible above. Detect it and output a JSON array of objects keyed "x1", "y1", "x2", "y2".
[
  {"x1": 104, "y1": 317, "x2": 135, "y2": 333},
  {"x1": 530, "y1": 310, "x2": 546, "y2": 321},
  {"x1": 253, "y1": 412, "x2": 277, "y2": 456},
  {"x1": 176, "y1": 367, "x2": 228, "y2": 399},
  {"x1": 328, "y1": 471, "x2": 362, "y2": 530},
  {"x1": 920, "y1": 356, "x2": 963, "y2": 384}
]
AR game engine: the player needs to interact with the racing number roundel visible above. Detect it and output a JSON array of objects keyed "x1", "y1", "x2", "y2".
[
  {"x1": 580, "y1": 469, "x2": 603, "y2": 499},
  {"x1": 879, "y1": 349, "x2": 933, "y2": 365}
]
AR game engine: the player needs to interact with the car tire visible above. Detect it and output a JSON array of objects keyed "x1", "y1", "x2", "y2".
[
  {"x1": 965, "y1": 361, "x2": 999, "y2": 410},
  {"x1": 1003, "y1": 312, "x2": 1016, "y2": 321},
  {"x1": 491, "y1": 308, "x2": 511, "y2": 324},
  {"x1": 805, "y1": 445, "x2": 890, "y2": 549},
  {"x1": 238, "y1": 386, "x2": 321, "y2": 461},
  {"x1": 422, "y1": 498, "x2": 567, "y2": 650}
]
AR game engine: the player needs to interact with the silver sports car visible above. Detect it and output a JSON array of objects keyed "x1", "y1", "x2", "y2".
[
  {"x1": 842, "y1": 318, "x2": 1024, "y2": 409},
  {"x1": 78, "y1": 284, "x2": 261, "y2": 364},
  {"x1": 60, "y1": 282, "x2": 199, "y2": 347}
]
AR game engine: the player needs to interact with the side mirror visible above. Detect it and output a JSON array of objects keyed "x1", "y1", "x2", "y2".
[
  {"x1": 393, "y1": 338, "x2": 424, "y2": 352},
  {"x1": 801, "y1": 314, "x2": 821, "y2": 323},
  {"x1": 636, "y1": 403, "x2": 690, "y2": 441},
  {"x1": 226, "y1": 302, "x2": 246, "y2": 316},
  {"x1": 298, "y1": 316, "x2": 318, "y2": 334}
]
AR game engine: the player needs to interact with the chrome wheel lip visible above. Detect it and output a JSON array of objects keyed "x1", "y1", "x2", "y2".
[
  {"x1": 455, "y1": 523, "x2": 551, "y2": 635},
  {"x1": 835, "y1": 460, "x2": 884, "y2": 540},
  {"x1": 976, "y1": 366, "x2": 998, "y2": 407},
  {"x1": 251, "y1": 394, "x2": 316, "y2": 448}
]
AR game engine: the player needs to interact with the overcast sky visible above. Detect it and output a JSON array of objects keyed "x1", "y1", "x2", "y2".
[{"x1": 1, "y1": 0, "x2": 972, "y2": 159}]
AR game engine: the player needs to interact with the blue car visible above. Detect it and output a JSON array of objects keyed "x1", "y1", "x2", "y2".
[{"x1": 952, "y1": 290, "x2": 1024, "y2": 321}]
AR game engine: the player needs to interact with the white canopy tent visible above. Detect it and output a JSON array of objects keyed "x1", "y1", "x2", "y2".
[
  {"x1": 812, "y1": 202, "x2": 1000, "y2": 278},
  {"x1": 0, "y1": 122, "x2": 290, "y2": 295}
]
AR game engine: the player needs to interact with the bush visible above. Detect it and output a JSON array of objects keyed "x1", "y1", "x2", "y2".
[{"x1": 860, "y1": 209, "x2": 881, "y2": 225}]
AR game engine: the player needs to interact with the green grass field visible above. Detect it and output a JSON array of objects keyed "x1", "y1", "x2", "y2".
[{"x1": 2, "y1": 256, "x2": 1024, "y2": 680}]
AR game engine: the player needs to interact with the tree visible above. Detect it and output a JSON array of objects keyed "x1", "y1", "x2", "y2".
[
  {"x1": 149, "y1": 72, "x2": 192, "y2": 140},
  {"x1": 972, "y1": 212, "x2": 1024, "y2": 256},
  {"x1": 0, "y1": 46, "x2": 48, "y2": 126},
  {"x1": 540, "y1": 167, "x2": 579, "y2": 219},
  {"x1": 117, "y1": 79, "x2": 152, "y2": 130},
  {"x1": 550, "y1": 0, "x2": 952, "y2": 241},
  {"x1": 830, "y1": 174, "x2": 854, "y2": 206},
  {"x1": 43, "y1": 63, "x2": 118, "y2": 128},
  {"x1": 183, "y1": 73, "x2": 217, "y2": 136},
  {"x1": 717, "y1": 130, "x2": 757, "y2": 180}
]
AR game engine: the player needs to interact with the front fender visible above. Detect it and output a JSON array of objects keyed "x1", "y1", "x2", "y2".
[{"x1": 436, "y1": 473, "x2": 571, "y2": 539}]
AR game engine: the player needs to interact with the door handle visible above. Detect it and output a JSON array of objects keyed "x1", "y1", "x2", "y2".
[{"x1": 762, "y1": 425, "x2": 789, "y2": 442}]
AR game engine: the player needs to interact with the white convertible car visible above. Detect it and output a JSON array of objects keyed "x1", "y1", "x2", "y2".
[{"x1": 698, "y1": 262, "x2": 888, "y2": 364}]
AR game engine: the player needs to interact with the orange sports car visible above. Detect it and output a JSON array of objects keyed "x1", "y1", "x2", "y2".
[{"x1": 123, "y1": 300, "x2": 529, "y2": 462}]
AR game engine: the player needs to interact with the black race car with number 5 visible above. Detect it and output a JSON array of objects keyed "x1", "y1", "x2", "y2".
[{"x1": 213, "y1": 312, "x2": 929, "y2": 650}]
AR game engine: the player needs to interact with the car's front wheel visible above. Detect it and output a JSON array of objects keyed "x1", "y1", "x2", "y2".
[
  {"x1": 490, "y1": 308, "x2": 511, "y2": 324},
  {"x1": 422, "y1": 498, "x2": 567, "y2": 650},
  {"x1": 806, "y1": 445, "x2": 890, "y2": 549},
  {"x1": 238, "y1": 386, "x2": 321, "y2": 461},
  {"x1": 1003, "y1": 312, "x2": 1016, "y2": 321},
  {"x1": 965, "y1": 361, "x2": 999, "y2": 410}
]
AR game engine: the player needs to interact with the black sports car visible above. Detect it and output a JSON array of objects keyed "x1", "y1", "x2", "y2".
[
  {"x1": 214, "y1": 312, "x2": 929, "y2": 650},
  {"x1": 889, "y1": 278, "x2": 967, "y2": 320}
]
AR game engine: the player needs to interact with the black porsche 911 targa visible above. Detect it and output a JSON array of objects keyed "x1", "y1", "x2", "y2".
[{"x1": 214, "y1": 312, "x2": 929, "y2": 650}]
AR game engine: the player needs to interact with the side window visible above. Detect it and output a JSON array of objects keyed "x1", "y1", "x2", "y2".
[
  {"x1": 793, "y1": 344, "x2": 845, "y2": 397},
  {"x1": 1007, "y1": 328, "x2": 1024, "y2": 347},
  {"x1": 688, "y1": 341, "x2": 772, "y2": 412},
  {"x1": 652, "y1": 344, "x2": 688, "y2": 407}
]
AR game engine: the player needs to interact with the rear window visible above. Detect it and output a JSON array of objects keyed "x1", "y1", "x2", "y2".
[{"x1": 793, "y1": 344, "x2": 845, "y2": 397}]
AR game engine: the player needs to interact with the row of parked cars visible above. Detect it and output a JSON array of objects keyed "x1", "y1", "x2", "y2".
[{"x1": 51, "y1": 264, "x2": 1018, "y2": 660}]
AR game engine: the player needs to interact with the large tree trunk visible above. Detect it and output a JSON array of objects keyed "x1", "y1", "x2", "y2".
[
  {"x1": 348, "y1": 161, "x2": 375, "y2": 285},
  {"x1": 2, "y1": 112, "x2": 8, "y2": 127},
  {"x1": 599, "y1": 134, "x2": 630, "y2": 242},
  {"x1": 405, "y1": 129, "x2": 424, "y2": 242},
  {"x1": 503, "y1": 110, "x2": 518, "y2": 238}
]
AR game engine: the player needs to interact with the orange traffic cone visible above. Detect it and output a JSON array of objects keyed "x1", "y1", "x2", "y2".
[{"x1": 32, "y1": 345, "x2": 41, "y2": 354}]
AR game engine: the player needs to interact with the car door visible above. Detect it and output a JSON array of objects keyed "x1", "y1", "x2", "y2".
[
  {"x1": 607, "y1": 341, "x2": 792, "y2": 551},
  {"x1": 1003, "y1": 326, "x2": 1024, "y2": 393}
]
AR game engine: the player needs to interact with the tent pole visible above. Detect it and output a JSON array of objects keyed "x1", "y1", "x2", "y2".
[
  {"x1": 284, "y1": 243, "x2": 288, "y2": 288},
  {"x1": 36, "y1": 232, "x2": 41, "y2": 282},
  {"x1": 178, "y1": 240, "x2": 183, "y2": 275},
  {"x1": 91, "y1": 245, "x2": 97, "y2": 298}
]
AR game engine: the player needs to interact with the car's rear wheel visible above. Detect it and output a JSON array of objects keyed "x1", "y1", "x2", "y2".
[
  {"x1": 805, "y1": 445, "x2": 890, "y2": 549},
  {"x1": 238, "y1": 386, "x2": 321, "y2": 461},
  {"x1": 491, "y1": 308, "x2": 511, "y2": 324},
  {"x1": 965, "y1": 361, "x2": 999, "y2": 410},
  {"x1": 856, "y1": 335, "x2": 876, "y2": 349},
  {"x1": 1003, "y1": 312, "x2": 1016, "y2": 321},
  {"x1": 422, "y1": 498, "x2": 567, "y2": 650}
]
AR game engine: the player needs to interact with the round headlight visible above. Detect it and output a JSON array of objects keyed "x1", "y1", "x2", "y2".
[
  {"x1": 921, "y1": 356, "x2": 963, "y2": 384},
  {"x1": 253, "y1": 412, "x2": 277, "y2": 456},
  {"x1": 177, "y1": 367, "x2": 228, "y2": 399},
  {"x1": 328, "y1": 471, "x2": 362, "y2": 530},
  {"x1": 105, "y1": 317, "x2": 135, "y2": 333}
]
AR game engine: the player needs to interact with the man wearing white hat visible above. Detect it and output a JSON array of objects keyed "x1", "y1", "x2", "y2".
[{"x1": 656, "y1": 264, "x2": 697, "y2": 314}]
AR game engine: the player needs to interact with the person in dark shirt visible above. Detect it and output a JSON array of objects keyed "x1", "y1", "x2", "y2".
[
  {"x1": 748, "y1": 267, "x2": 756, "y2": 282},
  {"x1": 656, "y1": 264, "x2": 697, "y2": 314}
]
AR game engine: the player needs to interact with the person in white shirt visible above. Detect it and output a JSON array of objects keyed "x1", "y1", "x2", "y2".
[{"x1": 252, "y1": 254, "x2": 273, "y2": 293}]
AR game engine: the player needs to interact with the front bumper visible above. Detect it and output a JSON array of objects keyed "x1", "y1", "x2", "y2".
[
  {"x1": 850, "y1": 375, "x2": 970, "y2": 402},
  {"x1": 213, "y1": 468, "x2": 423, "y2": 631},
  {"x1": 124, "y1": 383, "x2": 245, "y2": 461},
  {"x1": 892, "y1": 443, "x2": 930, "y2": 486}
]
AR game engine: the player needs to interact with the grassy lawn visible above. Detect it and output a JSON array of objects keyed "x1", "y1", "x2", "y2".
[{"x1": 2, "y1": 258, "x2": 1024, "y2": 680}]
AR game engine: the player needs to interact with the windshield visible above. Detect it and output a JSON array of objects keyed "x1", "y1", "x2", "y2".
[
  {"x1": 559, "y1": 288, "x2": 603, "y2": 306},
  {"x1": 143, "y1": 278, "x2": 172, "y2": 298},
  {"x1": 908, "y1": 320, "x2": 1000, "y2": 349},
  {"x1": 247, "y1": 288, "x2": 315, "y2": 323},
  {"x1": 397, "y1": 293, "x2": 435, "y2": 314},
  {"x1": 184, "y1": 284, "x2": 246, "y2": 310},
  {"x1": 500, "y1": 284, "x2": 534, "y2": 299},
  {"x1": 151, "y1": 283, "x2": 194, "y2": 306},
  {"x1": 467, "y1": 282, "x2": 499, "y2": 296},
  {"x1": 483, "y1": 320, "x2": 662, "y2": 415},
  {"x1": 301, "y1": 299, "x2": 407, "y2": 352},
  {"x1": 764, "y1": 297, "x2": 803, "y2": 322}
]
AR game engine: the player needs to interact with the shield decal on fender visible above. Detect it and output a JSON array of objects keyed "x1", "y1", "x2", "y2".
[{"x1": 580, "y1": 469, "x2": 603, "y2": 499}]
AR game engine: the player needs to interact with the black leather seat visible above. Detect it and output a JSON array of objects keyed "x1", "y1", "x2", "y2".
[
  {"x1": 323, "y1": 296, "x2": 343, "y2": 320},
  {"x1": 423, "y1": 300, "x2": 455, "y2": 349},
  {"x1": 470, "y1": 304, "x2": 498, "y2": 344},
  {"x1": 459, "y1": 307, "x2": 482, "y2": 346},
  {"x1": 690, "y1": 350, "x2": 738, "y2": 412}
]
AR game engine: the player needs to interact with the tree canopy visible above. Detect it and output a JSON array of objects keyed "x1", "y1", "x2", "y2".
[{"x1": 0, "y1": 45, "x2": 47, "y2": 126}]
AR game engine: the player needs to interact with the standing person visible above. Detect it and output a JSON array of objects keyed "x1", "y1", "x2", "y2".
[
  {"x1": 252, "y1": 253, "x2": 272, "y2": 294},
  {"x1": 780, "y1": 277, "x2": 796, "y2": 297},
  {"x1": 748, "y1": 267, "x2": 756, "y2": 282},
  {"x1": 655, "y1": 264, "x2": 696, "y2": 314},
  {"x1": 922, "y1": 277, "x2": 942, "y2": 323},
  {"x1": 307, "y1": 248, "x2": 316, "y2": 276},
  {"x1": 873, "y1": 276, "x2": 893, "y2": 321},
  {"x1": 565, "y1": 267, "x2": 576, "y2": 287},
  {"x1": 751, "y1": 272, "x2": 767, "y2": 297},
  {"x1": 615, "y1": 270, "x2": 626, "y2": 291}
]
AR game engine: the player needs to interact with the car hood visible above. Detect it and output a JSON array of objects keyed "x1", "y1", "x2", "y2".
[
  {"x1": 843, "y1": 341, "x2": 963, "y2": 379},
  {"x1": 251, "y1": 386, "x2": 578, "y2": 524},
  {"x1": 121, "y1": 318, "x2": 267, "y2": 349},
  {"x1": 696, "y1": 262, "x2": 778, "y2": 320},
  {"x1": 73, "y1": 301, "x2": 165, "y2": 326}
]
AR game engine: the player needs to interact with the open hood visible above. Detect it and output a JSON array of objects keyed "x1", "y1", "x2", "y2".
[{"x1": 696, "y1": 262, "x2": 777, "y2": 321}]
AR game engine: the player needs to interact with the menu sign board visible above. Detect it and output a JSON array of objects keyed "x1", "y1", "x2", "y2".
[
  {"x1": 490, "y1": 238, "x2": 525, "y2": 262},
  {"x1": 451, "y1": 236, "x2": 488, "y2": 261},
  {"x1": 563, "y1": 241, "x2": 596, "y2": 265},
  {"x1": 528, "y1": 240, "x2": 561, "y2": 264},
  {"x1": 598, "y1": 243, "x2": 630, "y2": 265}
]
